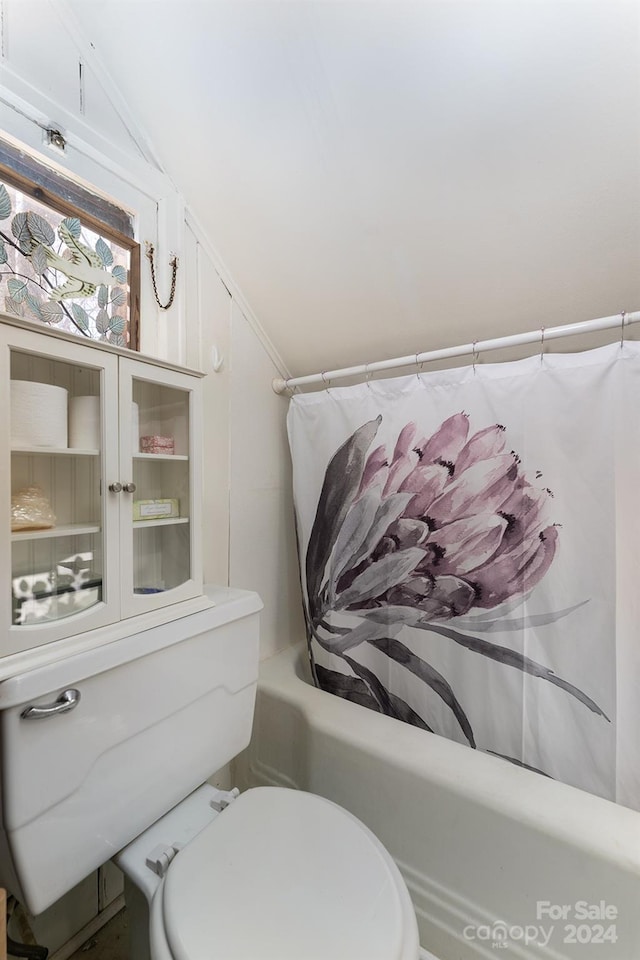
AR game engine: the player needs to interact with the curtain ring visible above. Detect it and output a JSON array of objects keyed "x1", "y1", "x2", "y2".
[
  {"x1": 415, "y1": 353, "x2": 423, "y2": 381},
  {"x1": 540, "y1": 326, "x2": 545, "y2": 364},
  {"x1": 321, "y1": 371, "x2": 331, "y2": 391},
  {"x1": 472, "y1": 340, "x2": 479, "y2": 374},
  {"x1": 364, "y1": 362, "x2": 372, "y2": 389},
  {"x1": 621, "y1": 310, "x2": 627, "y2": 347}
]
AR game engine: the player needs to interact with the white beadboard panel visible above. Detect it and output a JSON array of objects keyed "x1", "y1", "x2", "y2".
[
  {"x1": 229, "y1": 304, "x2": 291, "y2": 494},
  {"x1": 196, "y1": 237, "x2": 232, "y2": 586},
  {"x1": 230, "y1": 484, "x2": 302, "y2": 661},
  {"x1": 229, "y1": 303, "x2": 303, "y2": 658},
  {"x1": 150, "y1": 190, "x2": 187, "y2": 364},
  {"x1": 183, "y1": 221, "x2": 202, "y2": 374}
]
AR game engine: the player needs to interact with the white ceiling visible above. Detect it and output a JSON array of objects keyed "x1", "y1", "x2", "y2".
[{"x1": 67, "y1": 1, "x2": 640, "y2": 377}]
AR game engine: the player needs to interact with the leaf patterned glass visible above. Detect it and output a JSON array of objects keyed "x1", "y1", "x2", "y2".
[{"x1": 0, "y1": 178, "x2": 135, "y2": 347}]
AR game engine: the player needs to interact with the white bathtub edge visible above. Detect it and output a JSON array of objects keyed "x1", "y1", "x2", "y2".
[
  {"x1": 258, "y1": 643, "x2": 640, "y2": 869},
  {"x1": 240, "y1": 641, "x2": 640, "y2": 960}
]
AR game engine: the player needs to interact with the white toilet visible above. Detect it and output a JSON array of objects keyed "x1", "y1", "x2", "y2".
[{"x1": 0, "y1": 587, "x2": 419, "y2": 959}]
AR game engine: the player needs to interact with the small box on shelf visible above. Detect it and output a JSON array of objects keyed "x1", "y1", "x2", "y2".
[
  {"x1": 140, "y1": 435, "x2": 174, "y2": 455},
  {"x1": 133, "y1": 498, "x2": 179, "y2": 521}
]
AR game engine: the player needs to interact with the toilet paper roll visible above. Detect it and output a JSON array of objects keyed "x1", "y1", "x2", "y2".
[
  {"x1": 11, "y1": 380, "x2": 68, "y2": 448},
  {"x1": 69, "y1": 396, "x2": 100, "y2": 450}
]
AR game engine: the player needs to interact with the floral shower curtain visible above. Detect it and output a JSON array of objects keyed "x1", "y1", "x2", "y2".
[{"x1": 287, "y1": 343, "x2": 640, "y2": 808}]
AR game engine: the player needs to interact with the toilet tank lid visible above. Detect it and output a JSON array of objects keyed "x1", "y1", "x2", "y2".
[{"x1": 162, "y1": 787, "x2": 418, "y2": 960}]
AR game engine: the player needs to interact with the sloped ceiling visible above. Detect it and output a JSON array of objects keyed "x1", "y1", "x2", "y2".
[{"x1": 67, "y1": 0, "x2": 640, "y2": 377}]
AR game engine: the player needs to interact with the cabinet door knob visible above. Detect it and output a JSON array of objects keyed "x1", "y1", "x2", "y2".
[
  {"x1": 109, "y1": 482, "x2": 123, "y2": 493},
  {"x1": 123, "y1": 482, "x2": 137, "y2": 493}
]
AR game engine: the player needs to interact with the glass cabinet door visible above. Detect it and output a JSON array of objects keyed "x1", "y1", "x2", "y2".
[
  {"x1": 118, "y1": 358, "x2": 201, "y2": 617},
  {"x1": 0, "y1": 326, "x2": 119, "y2": 654}
]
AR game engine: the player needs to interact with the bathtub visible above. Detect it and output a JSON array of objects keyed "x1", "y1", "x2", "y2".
[{"x1": 235, "y1": 643, "x2": 640, "y2": 960}]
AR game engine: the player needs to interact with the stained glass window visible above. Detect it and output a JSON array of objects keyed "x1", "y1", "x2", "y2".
[{"x1": 0, "y1": 145, "x2": 139, "y2": 349}]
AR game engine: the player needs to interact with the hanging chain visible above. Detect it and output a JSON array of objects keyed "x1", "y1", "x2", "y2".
[{"x1": 145, "y1": 242, "x2": 178, "y2": 310}]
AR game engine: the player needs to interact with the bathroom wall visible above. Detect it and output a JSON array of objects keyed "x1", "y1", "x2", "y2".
[
  {"x1": 228, "y1": 299, "x2": 304, "y2": 659},
  {"x1": 183, "y1": 216, "x2": 304, "y2": 657},
  {"x1": 0, "y1": 1, "x2": 302, "y2": 952}
]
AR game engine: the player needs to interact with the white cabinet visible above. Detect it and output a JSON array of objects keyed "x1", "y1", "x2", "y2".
[{"x1": 0, "y1": 316, "x2": 205, "y2": 657}]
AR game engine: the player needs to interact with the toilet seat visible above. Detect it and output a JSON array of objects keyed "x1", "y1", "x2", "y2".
[{"x1": 154, "y1": 787, "x2": 419, "y2": 960}]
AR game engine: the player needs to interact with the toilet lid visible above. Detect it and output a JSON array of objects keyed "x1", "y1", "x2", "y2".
[{"x1": 162, "y1": 787, "x2": 416, "y2": 960}]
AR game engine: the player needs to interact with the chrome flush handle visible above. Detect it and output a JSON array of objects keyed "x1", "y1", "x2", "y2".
[{"x1": 21, "y1": 689, "x2": 81, "y2": 720}]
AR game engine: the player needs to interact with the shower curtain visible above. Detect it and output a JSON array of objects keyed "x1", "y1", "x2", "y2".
[{"x1": 287, "y1": 343, "x2": 640, "y2": 808}]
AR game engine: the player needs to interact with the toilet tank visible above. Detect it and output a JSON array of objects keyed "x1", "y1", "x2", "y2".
[{"x1": 0, "y1": 586, "x2": 262, "y2": 915}]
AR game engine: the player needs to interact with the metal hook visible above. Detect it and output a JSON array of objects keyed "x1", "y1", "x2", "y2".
[
  {"x1": 540, "y1": 326, "x2": 545, "y2": 364},
  {"x1": 364, "y1": 362, "x2": 372, "y2": 389},
  {"x1": 415, "y1": 353, "x2": 424, "y2": 382},
  {"x1": 621, "y1": 310, "x2": 627, "y2": 347},
  {"x1": 472, "y1": 340, "x2": 479, "y2": 374},
  {"x1": 321, "y1": 371, "x2": 339, "y2": 400}
]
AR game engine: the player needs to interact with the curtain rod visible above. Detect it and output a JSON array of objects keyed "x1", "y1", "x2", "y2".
[{"x1": 272, "y1": 309, "x2": 640, "y2": 394}]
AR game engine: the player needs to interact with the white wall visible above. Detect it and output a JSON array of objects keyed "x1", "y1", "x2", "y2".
[
  {"x1": 228, "y1": 299, "x2": 304, "y2": 659},
  {"x1": 184, "y1": 216, "x2": 303, "y2": 658},
  {"x1": 183, "y1": 219, "x2": 233, "y2": 587}
]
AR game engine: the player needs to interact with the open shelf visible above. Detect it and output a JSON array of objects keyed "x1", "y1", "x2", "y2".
[
  {"x1": 12, "y1": 523, "x2": 101, "y2": 542},
  {"x1": 133, "y1": 453, "x2": 189, "y2": 461},
  {"x1": 133, "y1": 517, "x2": 190, "y2": 530},
  {"x1": 11, "y1": 447, "x2": 100, "y2": 457}
]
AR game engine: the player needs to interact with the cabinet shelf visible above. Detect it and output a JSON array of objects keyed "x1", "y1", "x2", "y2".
[
  {"x1": 133, "y1": 517, "x2": 190, "y2": 530},
  {"x1": 12, "y1": 523, "x2": 101, "y2": 542},
  {"x1": 133, "y1": 453, "x2": 189, "y2": 461},
  {"x1": 12, "y1": 447, "x2": 99, "y2": 457}
]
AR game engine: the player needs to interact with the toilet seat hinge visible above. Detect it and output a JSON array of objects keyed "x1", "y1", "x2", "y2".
[
  {"x1": 210, "y1": 786, "x2": 240, "y2": 813},
  {"x1": 145, "y1": 841, "x2": 184, "y2": 878}
]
